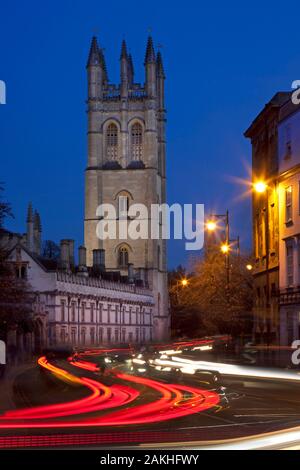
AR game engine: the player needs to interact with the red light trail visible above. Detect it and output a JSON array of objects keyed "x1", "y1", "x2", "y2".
[{"x1": 0, "y1": 355, "x2": 220, "y2": 431}]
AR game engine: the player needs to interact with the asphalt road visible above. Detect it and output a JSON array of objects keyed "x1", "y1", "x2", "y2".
[{"x1": 0, "y1": 348, "x2": 300, "y2": 449}]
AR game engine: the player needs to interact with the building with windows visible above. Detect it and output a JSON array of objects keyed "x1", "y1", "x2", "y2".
[
  {"x1": 84, "y1": 36, "x2": 169, "y2": 341},
  {"x1": 277, "y1": 98, "x2": 300, "y2": 344},
  {"x1": 2, "y1": 207, "x2": 155, "y2": 352},
  {"x1": 1, "y1": 36, "x2": 170, "y2": 352},
  {"x1": 246, "y1": 89, "x2": 300, "y2": 345},
  {"x1": 245, "y1": 92, "x2": 289, "y2": 344}
]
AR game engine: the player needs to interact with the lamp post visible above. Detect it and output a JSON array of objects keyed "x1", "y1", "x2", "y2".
[
  {"x1": 207, "y1": 210, "x2": 230, "y2": 286},
  {"x1": 253, "y1": 180, "x2": 270, "y2": 342}
]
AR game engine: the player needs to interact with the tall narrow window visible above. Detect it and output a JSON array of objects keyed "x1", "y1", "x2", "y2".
[
  {"x1": 71, "y1": 302, "x2": 76, "y2": 322},
  {"x1": 118, "y1": 246, "x2": 129, "y2": 268},
  {"x1": 90, "y1": 303, "x2": 94, "y2": 323},
  {"x1": 118, "y1": 195, "x2": 129, "y2": 219},
  {"x1": 269, "y1": 203, "x2": 275, "y2": 253},
  {"x1": 81, "y1": 302, "x2": 85, "y2": 322},
  {"x1": 287, "y1": 241, "x2": 294, "y2": 286},
  {"x1": 106, "y1": 123, "x2": 118, "y2": 160},
  {"x1": 286, "y1": 186, "x2": 293, "y2": 223},
  {"x1": 90, "y1": 327, "x2": 95, "y2": 345},
  {"x1": 61, "y1": 301, "x2": 65, "y2": 322},
  {"x1": 131, "y1": 123, "x2": 143, "y2": 160}
]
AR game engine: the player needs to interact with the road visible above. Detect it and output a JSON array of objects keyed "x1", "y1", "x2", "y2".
[{"x1": 0, "y1": 345, "x2": 300, "y2": 449}]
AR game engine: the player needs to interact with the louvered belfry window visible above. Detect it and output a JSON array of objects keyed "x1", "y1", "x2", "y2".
[
  {"x1": 131, "y1": 123, "x2": 143, "y2": 160},
  {"x1": 106, "y1": 123, "x2": 118, "y2": 160}
]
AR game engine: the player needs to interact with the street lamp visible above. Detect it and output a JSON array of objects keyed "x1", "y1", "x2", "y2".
[
  {"x1": 246, "y1": 264, "x2": 253, "y2": 271},
  {"x1": 252, "y1": 178, "x2": 271, "y2": 342},
  {"x1": 206, "y1": 220, "x2": 217, "y2": 231},
  {"x1": 253, "y1": 181, "x2": 267, "y2": 194},
  {"x1": 181, "y1": 278, "x2": 188, "y2": 287},
  {"x1": 220, "y1": 243, "x2": 230, "y2": 254}
]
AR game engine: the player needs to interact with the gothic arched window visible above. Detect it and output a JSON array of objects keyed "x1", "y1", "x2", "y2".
[
  {"x1": 118, "y1": 246, "x2": 129, "y2": 268},
  {"x1": 106, "y1": 123, "x2": 118, "y2": 160},
  {"x1": 131, "y1": 122, "x2": 143, "y2": 161}
]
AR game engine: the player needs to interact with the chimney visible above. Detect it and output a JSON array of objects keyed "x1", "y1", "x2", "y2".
[
  {"x1": 33, "y1": 211, "x2": 42, "y2": 255},
  {"x1": 60, "y1": 239, "x2": 70, "y2": 271},
  {"x1": 99, "y1": 249, "x2": 105, "y2": 270},
  {"x1": 78, "y1": 245, "x2": 88, "y2": 277},
  {"x1": 66, "y1": 239, "x2": 75, "y2": 268},
  {"x1": 26, "y1": 203, "x2": 34, "y2": 252},
  {"x1": 78, "y1": 245, "x2": 86, "y2": 267},
  {"x1": 128, "y1": 263, "x2": 135, "y2": 284}
]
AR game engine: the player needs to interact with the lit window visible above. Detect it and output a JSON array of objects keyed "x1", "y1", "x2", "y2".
[
  {"x1": 287, "y1": 242, "x2": 294, "y2": 286},
  {"x1": 131, "y1": 123, "x2": 143, "y2": 160},
  {"x1": 106, "y1": 123, "x2": 118, "y2": 160},
  {"x1": 286, "y1": 186, "x2": 293, "y2": 223}
]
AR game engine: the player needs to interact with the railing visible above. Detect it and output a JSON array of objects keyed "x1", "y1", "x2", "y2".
[
  {"x1": 102, "y1": 87, "x2": 147, "y2": 101},
  {"x1": 279, "y1": 286, "x2": 300, "y2": 305},
  {"x1": 56, "y1": 271, "x2": 152, "y2": 297}
]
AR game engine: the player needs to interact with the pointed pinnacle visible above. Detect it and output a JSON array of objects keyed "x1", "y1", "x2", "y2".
[
  {"x1": 144, "y1": 36, "x2": 156, "y2": 64},
  {"x1": 34, "y1": 211, "x2": 42, "y2": 231},
  {"x1": 87, "y1": 36, "x2": 101, "y2": 67},
  {"x1": 156, "y1": 51, "x2": 165, "y2": 78},
  {"x1": 120, "y1": 39, "x2": 128, "y2": 60},
  {"x1": 27, "y1": 202, "x2": 33, "y2": 223}
]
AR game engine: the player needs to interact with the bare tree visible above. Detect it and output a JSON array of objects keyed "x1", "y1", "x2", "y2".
[
  {"x1": 42, "y1": 240, "x2": 60, "y2": 260},
  {"x1": 0, "y1": 186, "x2": 34, "y2": 342}
]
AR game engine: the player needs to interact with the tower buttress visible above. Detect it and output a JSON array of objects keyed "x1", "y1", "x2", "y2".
[
  {"x1": 26, "y1": 202, "x2": 34, "y2": 252},
  {"x1": 87, "y1": 36, "x2": 103, "y2": 100},
  {"x1": 128, "y1": 54, "x2": 134, "y2": 88},
  {"x1": 33, "y1": 210, "x2": 42, "y2": 255},
  {"x1": 120, "y1": 40, "x2": 129, "y2": 99}
]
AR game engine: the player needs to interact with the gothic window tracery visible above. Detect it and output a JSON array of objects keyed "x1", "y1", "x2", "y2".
[
  {"x1": 131, "y1": 122, "x2": 143, "y2": 160},
  {"x1": 106, "y1": 123, "x2": 118, "y2": 160},
  {"x1": 118, "y1": 246, "x2": 129, "y2": 268}
]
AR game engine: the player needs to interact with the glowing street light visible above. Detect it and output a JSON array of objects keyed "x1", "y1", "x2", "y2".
[
  {"x1": 220, "y1": 243, "x2": 229, "y2": 254},
  {"x1": 253, "y1": 181, "x2": 267, "y2": 194},
  {"x1": 181, "y1": 279, "x2": 188, "y2": 287},
  {"x1": 246, "y1": 264, "x2": 253, "y2": 271},
  {"x1": 206, "y1": 220, "x2": 217, "y2": 231}
]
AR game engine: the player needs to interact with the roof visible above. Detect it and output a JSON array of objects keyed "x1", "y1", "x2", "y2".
[{"x1": 244, "y1": 92, "x2": 291, "y2": 138}]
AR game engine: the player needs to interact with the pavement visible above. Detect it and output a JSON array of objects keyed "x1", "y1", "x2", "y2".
[{"x1": 0, "y1": 360, "x2": 36, "y2": 414}]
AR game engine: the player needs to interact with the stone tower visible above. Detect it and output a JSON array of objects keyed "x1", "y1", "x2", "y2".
[{"x1": 84, "y1": 36, "x2": 169, "y2": 341}]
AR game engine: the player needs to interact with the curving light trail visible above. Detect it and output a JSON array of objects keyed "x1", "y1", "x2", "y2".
[{"x1": 0, "y1": 356, "x2": 220, "y2": 429}]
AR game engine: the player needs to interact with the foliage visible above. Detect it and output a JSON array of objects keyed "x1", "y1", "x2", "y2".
[
  {"x1": 169, "y1": 249, "x2": 253, "y2": 338},
  {"x1": 0, "y1": 184, "x2": 13, "y2": 228},
  {"x1": 0, "y1": 186, "x2": 34, "y2": 340}
]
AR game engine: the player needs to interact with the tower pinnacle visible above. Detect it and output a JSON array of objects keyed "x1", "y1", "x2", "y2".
[
  {"x1": 156, "y1": 51, "x2": 165, "y2": 79},
  {"x1": 144, "y1": 36, "x2": 156, "y2": 64},
  {"x1": 86, "y1": 36, "x2": 101, "y2": 67},
  {"x1": 120, "y1": 39, "x2": 128, "y2": 60},
  {"x1": 26, "y1": 202, "x2": 33, "y2": 223}
]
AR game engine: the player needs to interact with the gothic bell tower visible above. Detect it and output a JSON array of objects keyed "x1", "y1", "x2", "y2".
[{"x1": 84, "y1": 36, "x2": 169, "y2": 341}]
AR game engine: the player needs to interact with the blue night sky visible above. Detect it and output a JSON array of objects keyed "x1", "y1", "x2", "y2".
[{"x1": 0, "y1": 1, "x2": 299, "y2": 268}]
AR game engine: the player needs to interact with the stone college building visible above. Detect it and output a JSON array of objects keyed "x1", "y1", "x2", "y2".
[{"x1": 3, "y1": 36, "x2": 170, "y2": 351}]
